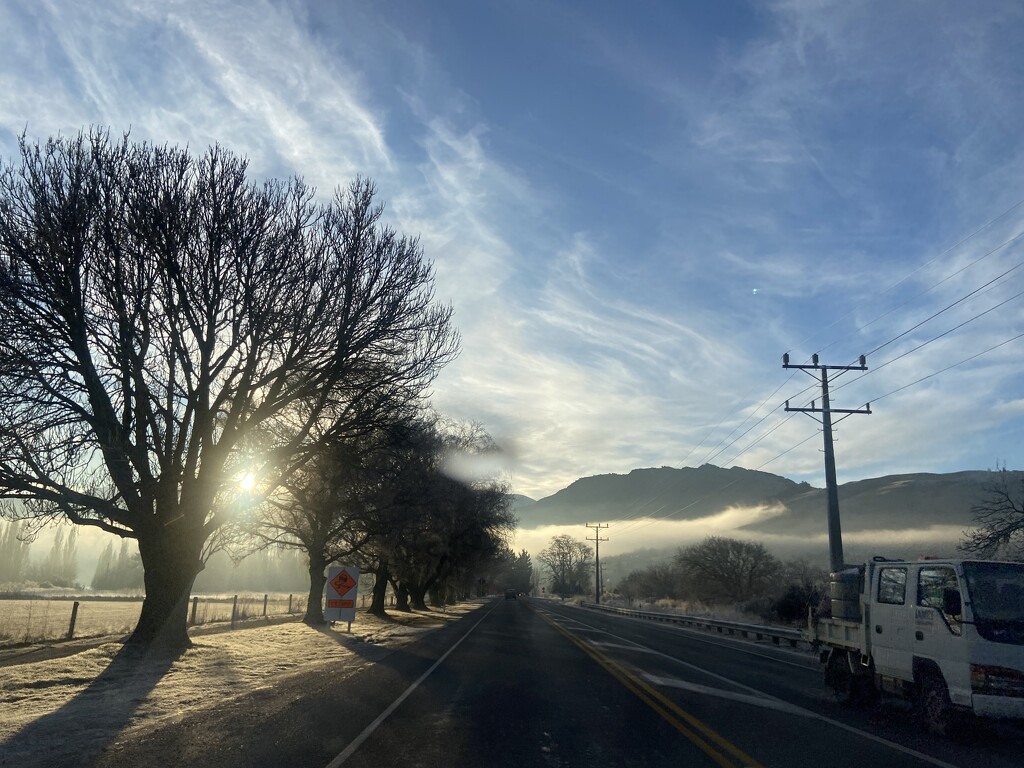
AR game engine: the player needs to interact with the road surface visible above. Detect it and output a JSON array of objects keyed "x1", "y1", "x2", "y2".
[{"x1": 88, "y1": 598, "x2": 1024, "y2": 767}]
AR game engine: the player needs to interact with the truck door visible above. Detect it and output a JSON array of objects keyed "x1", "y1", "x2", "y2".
[
  {"x1": 871, "y1": 565, "x2": 915, "y2": 680},
  {"x1": 914, "y1": 565, "x2": 970, "y2": 705}
]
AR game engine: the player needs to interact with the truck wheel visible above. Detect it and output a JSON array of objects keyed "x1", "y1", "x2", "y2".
[
  {"x1": 916, "y1": 669, "x2": 953, "y2": 736},
  {"x1": 825, "y1": 652, "x2": 851, "y2": 700},
  {"x1": 826, "y1": 652, "x2": 875, "y2": 707}
]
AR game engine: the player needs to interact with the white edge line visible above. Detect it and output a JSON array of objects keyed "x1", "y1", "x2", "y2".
[{"x1": 324, "y1": 600, "x2": 500, "y2": 767}]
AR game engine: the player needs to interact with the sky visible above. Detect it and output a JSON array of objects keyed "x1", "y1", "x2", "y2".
[{"x1": 2, "y1": 0, "x2": 1024, "y2": 518}]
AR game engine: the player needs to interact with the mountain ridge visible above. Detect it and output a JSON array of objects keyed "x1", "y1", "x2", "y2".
[{"x1": 513, "y1": 465, "x2": 1012, "y2": 536}]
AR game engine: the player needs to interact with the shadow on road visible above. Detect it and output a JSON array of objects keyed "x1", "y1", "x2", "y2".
[{"x1": 0, "y1": 644, "x2": 176, "y2": 767}]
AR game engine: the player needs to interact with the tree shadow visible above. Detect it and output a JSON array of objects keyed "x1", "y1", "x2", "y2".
[
  {"x1": 1, "y1": 644, "x2": 178, "y2": 767},
  {"x1": 308, "y1": 609, "x2": 463, "y2": 667}
]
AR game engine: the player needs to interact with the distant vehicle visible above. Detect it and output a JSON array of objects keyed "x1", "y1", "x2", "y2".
[
  {"x1": 504, "y1": 589, "x2": 517, "y2": 600},
  {"x1": 808, "y1": 557, "x2": 1024, "y2": 734}
]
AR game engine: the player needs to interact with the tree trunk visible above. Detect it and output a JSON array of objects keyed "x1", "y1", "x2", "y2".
[
  {"x1": 368, "y1": 560, "x2": 389, "y2": 618},
  {"x1": 304, "y1": 553, "x2": 328, "y2": 625},
  {"x1": 428, "y1": 585, "x2": 443, "y2": 607},
  {"x1": 409, "y1": 583, "x2": 429, "y2": 611},
  {"x1": 129, "y1": 530, "x2": 204, "y2": 654},
  {"x1": 392, "y1": 579, "x2": 411, "y2": 612}
]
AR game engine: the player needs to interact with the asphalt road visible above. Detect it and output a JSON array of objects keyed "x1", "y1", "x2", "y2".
[{"x1": 89, "y1": 598, "x2": 1024, "y2": 768}]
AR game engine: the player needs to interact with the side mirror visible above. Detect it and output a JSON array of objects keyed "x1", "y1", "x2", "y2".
[{"x1": 943, "y1": 587, "x2": 962, "y2": 618}]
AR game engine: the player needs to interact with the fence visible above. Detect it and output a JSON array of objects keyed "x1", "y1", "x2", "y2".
[{"x1": 0, "y1": 593, "x2": 310, "y2": 646}]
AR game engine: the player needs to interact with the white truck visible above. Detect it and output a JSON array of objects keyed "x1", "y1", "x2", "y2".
[{"x1": 806, "y1": 556, "x2": 1024, "y2": 733}]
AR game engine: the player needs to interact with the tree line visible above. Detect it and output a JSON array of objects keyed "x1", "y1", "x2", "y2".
[
  {"x1": 613, "y1": 536, "x2": 827, "y2": 623},
  {"x1": 0, "y1": 129, "x2": 513, "y2": 653},
  {"x1": 0, "y1": 520, "x2": 78, "y2": 588}
]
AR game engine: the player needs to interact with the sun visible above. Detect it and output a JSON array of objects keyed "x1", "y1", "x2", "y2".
[{"x1": 238, "y1": 472, "x2": 257, "y2": 493}]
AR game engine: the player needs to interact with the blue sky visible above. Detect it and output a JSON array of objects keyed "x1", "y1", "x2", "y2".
[{"x1": 3, "y1": 0, "x2": 1024, "y2": 517}]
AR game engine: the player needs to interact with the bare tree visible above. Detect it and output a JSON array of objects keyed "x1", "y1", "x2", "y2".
[
  {"x1": 244, "y1": 403, "x2": 427, "y2": 624},
  {"x1": 344, "y1": 416, "x2": 514, "y2": 614},
  {"x1": 538, "y1": 534, "x2": 592, "y2": 597},
  {"x1": 245, "y1": 434, "x2": 376, "y2": 625},
  {"x1": 674, "y1": 536, "x2": 781, "y2": 602},
  {"x1": 0, "y1": 130, "x2": 458, "y2": 652},
  {"x1": 392, "y1": 421, "x2": 514, "y2": 610},
  {"x1": 960, "y1": 468, "x2": 1024, "y2": 561},
  {"x1": 616, "y1": 562, "x2": 680, "y2": 604}
]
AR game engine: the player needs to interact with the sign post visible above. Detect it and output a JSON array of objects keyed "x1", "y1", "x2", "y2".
[{"x1": 325, "y1": 565, "x2": 360, "y2": 631}]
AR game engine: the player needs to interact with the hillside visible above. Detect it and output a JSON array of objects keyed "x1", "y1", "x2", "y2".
[
  {"x1": 516, "y1": 465, "x2": 1013, "y2": 541},
  {"x1": 738, "y1": 470, "x2": 997, "y2": 536},
  {"x1": 515, "y1": 465, "x2": 802, "y2": 527}
]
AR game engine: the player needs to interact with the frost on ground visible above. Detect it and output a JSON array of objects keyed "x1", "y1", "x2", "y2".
[{"x1": 0, "y1": 601, "x2": 484, "y2": 767}]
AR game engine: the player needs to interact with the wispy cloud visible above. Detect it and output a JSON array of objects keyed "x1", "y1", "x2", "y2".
[{"x1": 2, "y1": 0, "x2": 1023, "y2": 509}]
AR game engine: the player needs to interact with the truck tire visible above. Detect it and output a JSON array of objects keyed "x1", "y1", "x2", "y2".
[
  {"x1": 916, "y1": 668, "x2": 953, "y2": 736},
  {"x1": 825, "y1": 651, "x2": 850, "y2": 697},
  {"x1": 825, "y1": 651, "x2": 875, "y2": 707}
]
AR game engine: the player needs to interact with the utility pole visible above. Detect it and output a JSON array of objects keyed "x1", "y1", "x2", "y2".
[
  {"x1": 586, "y1": 523, "x2": 609, "y2": 605},
  {"x1": 783, "y1": 353, "x2": 871, "y2": 573}
]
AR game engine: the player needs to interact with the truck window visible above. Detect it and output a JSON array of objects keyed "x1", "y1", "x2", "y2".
[
  {"x1": 963, "y1": 561, "x2": 1024, "y2": 645},
  {"x1": 917, "y1": 567, "x2": 959, "y2": 611},
  {"x1": 877, "y1": 567, "x2": 907, "y2": 604}
]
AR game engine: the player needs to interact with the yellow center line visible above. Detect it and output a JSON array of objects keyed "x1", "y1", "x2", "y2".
[{"x1": 531, "y1": 605, "x2": 764, "y2": 768}]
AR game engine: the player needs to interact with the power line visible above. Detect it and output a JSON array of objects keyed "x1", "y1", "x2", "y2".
[
  {"x1": 829, "y1": 286, "x2": 1024, "y2": 399},
  {"x1": 863, "y1": 331, "x2": 1024, "y2": 406},
  {"x1": 863, "y1": 255, "x2": 1024, "y2": 360},
  {"x1": 788, "y1": 199, "x2": 1024, "y2": 360},
  {"x1": 616, "y1": 329, "x2": 1024, "y2": 545},
  {"x1": 681, "y1": 201, "x2": 1024, "y2": 486},
  {"x1": 610, "y1": 203, "x2": 1024, "y2": 546}
]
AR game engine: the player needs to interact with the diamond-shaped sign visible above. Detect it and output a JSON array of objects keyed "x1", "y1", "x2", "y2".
[{"x1": 330, "y1": 569, "x2": 357, "y2": 597}]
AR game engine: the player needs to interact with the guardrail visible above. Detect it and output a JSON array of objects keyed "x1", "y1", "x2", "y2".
[{"x1": 580, "y1": 602, "x2": 806, "y2": 648}]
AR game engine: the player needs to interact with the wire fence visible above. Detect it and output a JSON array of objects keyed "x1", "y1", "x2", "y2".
[{"x1": 0, "y1": 593, "x2": 312, "y2": 646}]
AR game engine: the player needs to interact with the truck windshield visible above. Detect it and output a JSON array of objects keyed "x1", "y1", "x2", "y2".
[{"x1": 963, "y1": 561, "x2": 1024, "y2": 645}]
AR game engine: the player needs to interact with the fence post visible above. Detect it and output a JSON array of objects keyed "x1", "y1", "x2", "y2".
[
  {"x1": 288, "y1": 594, "x2": 293, "y2": 614},
  {"x1": 263, "y1": 594, "x2": 268, "y2": 617},
  {"x1": 190, "y1": 596, "x2": 198, "y2": 626},
  {"x1": 67, "y1": 601, "x2": 80, "y2": 640},
  {"x1": 231, "y1": 594, "x2": 238, "y2": 629}
]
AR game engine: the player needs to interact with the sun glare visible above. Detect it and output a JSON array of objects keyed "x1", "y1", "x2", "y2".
[{"x1": 238, "y1": 472, "x2": 256, "y2": 492}]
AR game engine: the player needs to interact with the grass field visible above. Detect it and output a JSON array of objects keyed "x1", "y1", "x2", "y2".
[{"x1": 0, "y1": 593, "x2": 307, "y2": 645}]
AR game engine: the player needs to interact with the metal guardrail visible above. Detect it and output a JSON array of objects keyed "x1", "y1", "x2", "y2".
[{"x1": 580, "y1": 602, "x2": 806, "y2": 648}]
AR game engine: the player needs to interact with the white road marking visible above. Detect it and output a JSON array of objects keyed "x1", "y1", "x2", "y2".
[
  {"x1": 644, "y1": 673, "x2": 963, "y2": 768},
  {"x1": 323, "y1": 600, "x2": 500, "y2": 767},
  {"x1": 644, "y1": 673, "x2": 821, "y2": 717},
  {"x1": 590, "y1": 641, "x2": 660, "y2": 654},
  {"x1": 555, "y1": 607, "x2": 964, "y2": 768}
]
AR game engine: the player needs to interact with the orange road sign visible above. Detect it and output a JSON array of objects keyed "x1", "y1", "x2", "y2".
[
  {"x1": 325, "y1": 565, "x2": 360, "y2": 625},
  {"x1": 331, "y1": 569, "x2": 357, "y2": 596}
]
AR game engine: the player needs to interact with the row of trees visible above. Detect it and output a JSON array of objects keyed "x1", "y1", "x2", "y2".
[
  {"x1": 242, "y1": 413, "x2": 516, "y2": 622},
  {"x1": 615, "y1": 536, "x2": 827, "y2": 622},
  {"x1": 0, "y1": 520, "x2": 32, "y2": 584},
  {"x1": 0, "y1": 129, "x2": 505, "y2": 653},
  {"x1": 0, "y1": 521, "x2": 79, "y2": 587},
  {"x1": 92, "y1": 538, "x2": 144, "y2": 591}
]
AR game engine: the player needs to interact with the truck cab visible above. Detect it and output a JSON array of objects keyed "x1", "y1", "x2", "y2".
[{"x1": 811, "y1": 557, "x2": 1024, "y2": 732}]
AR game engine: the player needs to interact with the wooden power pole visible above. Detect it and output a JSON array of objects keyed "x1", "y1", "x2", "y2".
[
  {"x1": 586, "y1": 523, "x2": 609, "y2": 604},
  {"x1": 784, "y1": 353, "x2": 871, "y2": 573}
]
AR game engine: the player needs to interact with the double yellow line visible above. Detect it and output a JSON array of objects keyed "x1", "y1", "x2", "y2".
[{"x1": 534, "y1": 606, "x2": 763, "y2": 768}]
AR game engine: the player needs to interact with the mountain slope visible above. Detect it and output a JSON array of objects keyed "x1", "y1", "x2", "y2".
[
  {"x1": 517, "y1": 465, "x2": 1012, "y2": 535},
  {"x1": 516, "y1": 465, "x2": 801, "y2": 527}
]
